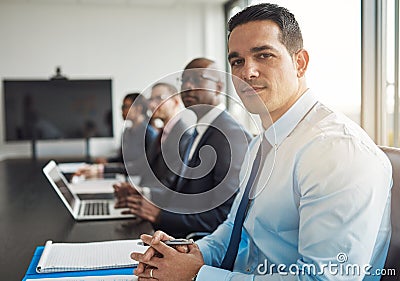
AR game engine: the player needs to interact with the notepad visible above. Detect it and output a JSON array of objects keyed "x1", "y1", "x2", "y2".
[{"x1": 36, "y1": 240, "x2": 148, "y2": 274}]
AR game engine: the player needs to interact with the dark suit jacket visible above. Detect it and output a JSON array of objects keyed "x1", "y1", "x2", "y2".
[
  {"x1": 140, "y1": 119, "x2": 191, "y2": 188},
  {"x1": 153, "y1": 110, "x2": 252, "y2": 238},
  {"x1": 103, "y1": 122, "x2": 157, "y2": 175}
]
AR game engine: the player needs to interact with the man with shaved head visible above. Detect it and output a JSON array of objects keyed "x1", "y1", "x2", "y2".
[{"x1": 115, "y1": 58, "x2": 251, "y2": 238}]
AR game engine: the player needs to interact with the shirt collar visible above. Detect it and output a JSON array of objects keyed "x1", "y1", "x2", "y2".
[
  {"x1": 195, "y1": 103, "x2": 226, "y2": 135},
  {"x1": 264, "y1": 89, "x2": 318, "y2": 146}
]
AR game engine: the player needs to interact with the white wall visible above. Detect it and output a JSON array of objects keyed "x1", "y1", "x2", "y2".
[{"x1": 0, "y1": 0, "x2": 226, "y2": 160}]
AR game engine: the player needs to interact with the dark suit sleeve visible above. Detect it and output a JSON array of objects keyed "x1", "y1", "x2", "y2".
[
  {"x1": 154, "y1": 195, "x2": 235, "y2": 238},
  {"x1": 152, "y1": 115, "x2": 251, "y2": 238},
  {"x1": 105, "y1": 124, "x2": 158, "y2": 176},
  {"x1": 104, "y1": 162, "x2": 126, "y2": 174}
]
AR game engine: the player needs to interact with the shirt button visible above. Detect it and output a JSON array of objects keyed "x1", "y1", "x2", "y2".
[{"x1": 246, "y1": 268, "x2": 251, "y2": 272}]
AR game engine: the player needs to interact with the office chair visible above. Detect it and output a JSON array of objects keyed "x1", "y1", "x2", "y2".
[{"x1": 379, "y1": 146, "x2": 400, "y2": 280}]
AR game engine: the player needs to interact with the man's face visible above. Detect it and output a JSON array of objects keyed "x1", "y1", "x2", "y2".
[
  {"x1": 180, "y1": 67, "x2": 220, "y2": 109},
  {"x1": 228, "y1": 20, "x2": 302, "y2": 121},
  {"x1": 149, "y1": 85, "x2": 174, "y2": 121},
  {"x1": 121, "y1": 98, "x2": 133, "y2": 120}
]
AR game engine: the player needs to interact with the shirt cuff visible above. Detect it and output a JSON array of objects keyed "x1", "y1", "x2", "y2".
[
  {"x1": 197, "y1": 265, "x2": 231, "y2": 281},
  {"x1": 141, "y1": 186, "x2": 152, "y2": 200},
  {"x1": 97, "y1": 163, "x2": 104, "y2": 175},
  {"x1": 196, "y1": 240, "x2": 211, "y2": 265}
]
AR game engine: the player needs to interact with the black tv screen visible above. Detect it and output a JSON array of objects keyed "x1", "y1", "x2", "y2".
[{"x1": 3, "y1": 79, "x2": 113, "y2": 141}]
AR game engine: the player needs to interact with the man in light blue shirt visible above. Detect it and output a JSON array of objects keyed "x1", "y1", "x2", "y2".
[{"x1": 131, "y1": 3, "x2": 392, "y2": 280}]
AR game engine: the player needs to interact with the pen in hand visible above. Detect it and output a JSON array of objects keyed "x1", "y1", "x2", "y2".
[
  {"x1": 137, "y1": 238, "x2": 193, "y2": 255},
  {"x1": 137, "y1": 238, "x2": 193, "y2": 246}
]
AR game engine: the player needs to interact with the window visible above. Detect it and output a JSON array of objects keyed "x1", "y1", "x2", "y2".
[{"x1": 385, "y1": 0, "x2": 398, "y2": 146}]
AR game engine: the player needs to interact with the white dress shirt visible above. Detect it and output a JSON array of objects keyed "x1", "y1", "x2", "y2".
[
  {"x1": 196, "y1": 90, "x2": 392, "y2": 280},
  {"x1": 188, "y1": 103, "x2": 226, "y2": 160}
]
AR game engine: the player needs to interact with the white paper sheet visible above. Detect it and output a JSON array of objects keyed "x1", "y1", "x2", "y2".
[
  {"x1": 69, "y1": 179, "x2": 119, "y2": 194},
  {"x1": 58, "y1": 163, "x2": 87, "y2": 174},
  {"x1": 36, "y1": 239, "x2": 147, "y2": 273}
]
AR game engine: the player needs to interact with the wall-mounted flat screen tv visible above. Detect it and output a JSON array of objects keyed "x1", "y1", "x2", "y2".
[{"x1": 3, "y1": 79, "x2": 113, "y2": 141}]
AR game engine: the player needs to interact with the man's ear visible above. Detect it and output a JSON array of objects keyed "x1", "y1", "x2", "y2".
[
  {"x1": 295, "y1": 49, "x2": 309, "y2": 78},
  {"x1": 172, "y1": 95, "x2": 180, "y2": 105},
  {"x1": 136, "y1": 104, "x2": 143, "y2": 114}
]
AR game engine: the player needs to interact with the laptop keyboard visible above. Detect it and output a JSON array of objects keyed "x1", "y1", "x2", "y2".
[{"x1": 84, "y1": 202, "x2": 110, "y2": 216}]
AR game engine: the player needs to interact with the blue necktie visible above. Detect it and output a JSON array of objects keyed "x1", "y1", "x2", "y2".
[
  {"x1": 220, "y1": 138, "x2": 268, "y2": 271},
  {"x1": 176, "y1": 128, "x2": 198, "y2": 187}
]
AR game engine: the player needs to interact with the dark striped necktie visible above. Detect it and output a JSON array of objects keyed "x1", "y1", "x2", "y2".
[{"x1": 176, "y1": 128, "x2": 198, "y2": 187}]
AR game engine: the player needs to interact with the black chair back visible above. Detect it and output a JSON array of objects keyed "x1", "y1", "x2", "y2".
[{"x1": 379, "y1": 146, "x2": 400, "y2": 280}]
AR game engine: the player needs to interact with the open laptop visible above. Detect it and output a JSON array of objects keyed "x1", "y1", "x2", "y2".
[{"x1": 43, "y1": 160, "x2": 135, "y2": 221}]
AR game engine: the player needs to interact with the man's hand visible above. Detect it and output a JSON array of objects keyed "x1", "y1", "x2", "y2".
[
  {"x1": 74, "y1": 164, "x2": 103, "y2": 178},
  {"x1": 124, "y1": 194, "x2": 161, "y2": 224},
  {"x1": 131, "y1": 231, "x2": 204, "y2": 281},
  {"x1": 134, "y1": 231, "x2": 176, "y2": 275},
  {"x1": 113, "y1": 182, "x2": 160, "y2": 223},
  {"x1": 113, "y1": 182, "x2": 139, "y2": 208}
]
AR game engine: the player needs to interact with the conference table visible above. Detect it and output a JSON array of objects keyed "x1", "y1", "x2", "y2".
[{"x1": 0, "y1": 158, "x2": 153, "y2": 281}]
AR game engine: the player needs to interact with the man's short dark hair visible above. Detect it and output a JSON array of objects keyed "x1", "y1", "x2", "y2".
[
  {"x1": 124, "y1": 93, "x2": 148, "y2": 115},
  {"x1": 228, "y1": 3, "x2": 303, "y2": 56}
]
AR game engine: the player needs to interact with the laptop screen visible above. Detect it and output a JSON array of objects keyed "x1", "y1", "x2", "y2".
[{"x1": 47, "y1": 166, "x2": 77, "y2": 210}]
